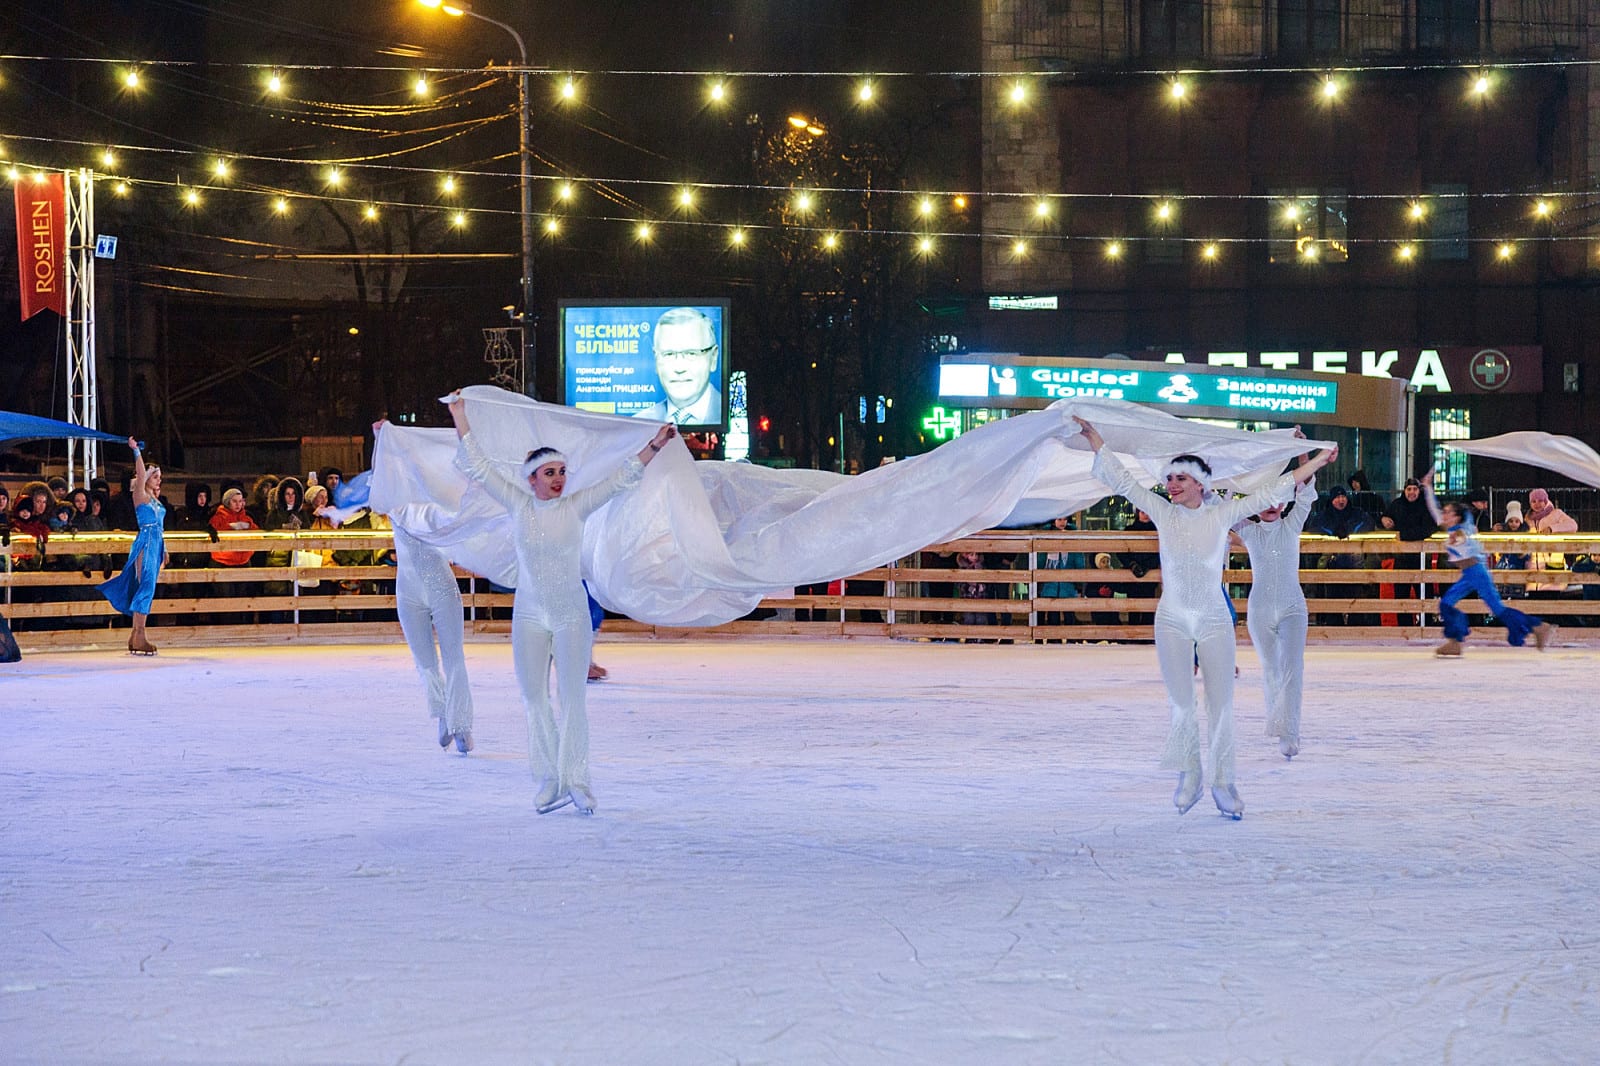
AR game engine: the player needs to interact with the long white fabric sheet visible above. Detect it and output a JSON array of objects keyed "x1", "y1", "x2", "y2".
[
  {"x1": 1444, "y1": 431, "x2": 1600, "y2": 489},
  {"x1": 369, "y1": 386, "x2": 1329, "y2": 627}
]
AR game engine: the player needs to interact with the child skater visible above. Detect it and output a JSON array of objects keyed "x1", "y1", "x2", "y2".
[
  {"x1": 1075, "y1": 416, "x2": 1336, "y2": 819},
  {"x1": 1232, "y1": 429, "x2": 1319, "y2": 760},
  {"x1": 1422, "y1": 469, "x2": 1555, "y2": 657}
]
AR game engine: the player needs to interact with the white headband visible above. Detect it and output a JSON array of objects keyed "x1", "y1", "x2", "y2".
[
  {"x1": 1160, "y1": 458, "x2": 1211, "y2": 490},
  {"x1": 521, "y1": 451, "x2": 567, "y2": 479}
]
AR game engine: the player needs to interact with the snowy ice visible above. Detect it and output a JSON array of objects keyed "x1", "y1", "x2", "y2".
[{"x1": 4, "y1": 639, "x2": 1597, "y2": 1064}]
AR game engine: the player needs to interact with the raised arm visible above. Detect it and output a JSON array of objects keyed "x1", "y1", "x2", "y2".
[
  {"x1": 1420, "y1": 468, "x2": 1446, "y2": 525},
  {"x1": 1073, "y1": 417, "x2": 1169, "y2": 519},
  {"x1": 444, "y1": 393, "x2": 528, "y2": 510},
  {"x1": 637, "y1": 424, "x2": 676, "y2": 466},
  {"x1": 127, "y1": 437, "x2": 150, "y2": 507}
]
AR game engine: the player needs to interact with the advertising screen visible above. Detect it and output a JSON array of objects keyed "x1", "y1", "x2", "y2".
[{"x1": 560, "y1": 299, "x2": 730, "y2": 429}]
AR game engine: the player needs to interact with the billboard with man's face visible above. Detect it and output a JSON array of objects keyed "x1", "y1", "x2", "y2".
[{"x1": 559, "y1": 299, "x2": 730, "y2": 429}]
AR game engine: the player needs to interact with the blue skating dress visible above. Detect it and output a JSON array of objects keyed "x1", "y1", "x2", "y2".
[{"x1": 98, "y1": 499, "x2": 166, "y2": 615}]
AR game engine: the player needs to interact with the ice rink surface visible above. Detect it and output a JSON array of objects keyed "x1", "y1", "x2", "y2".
[{"x1": 4, "y1": 638, "x2": 1597, "y2": 1065}]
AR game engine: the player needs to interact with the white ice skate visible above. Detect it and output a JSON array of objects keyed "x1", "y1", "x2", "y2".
[
  {"x1": 1212, "y1": 785, "x2": 1244, "y2": 820},
  {"x1": 454, "y1": 730, "x2": 474, "y2": 754},
  {"x1": 437, "y1": 718, "x2": 452, "y2": 749},
  {"x1": 1278, "y1": 736, "x2": 1299, "y2": 760},
  {"x1": 535, "y1": 779, "x2": 572, "y2": 815},
  {"x1": 568, "y1": 784, "x2": 597, "y2": 815},
  {"x1": 1173, "y1": 771, "x2": 1202, "y2": 814}
]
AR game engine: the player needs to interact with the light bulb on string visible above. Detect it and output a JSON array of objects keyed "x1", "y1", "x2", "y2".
[
  {"x1": 1033, "y1": 198, "x2": 1052, "y2": 219},
  {"x1": 1008, "y1": 80, "x2": 1027, "y2": 106},
  {"x1": 793, "y1": 191, "x2": 814, "y2": 214},
  {"x1": 857, "y1": 80, "x2": 874, "y2": 103},
  {"x1": 101, "y1": 149, "x2": 116, "y2": 168},
  {"x1": 1496, "y1": 242, "x2": 1514, "y2": 260},
  {"x1": 917, "y1": 236, "x2": 934, "y2": 255},
  {"x1": 266, "y1": 72, "x2": 283, "y2": 94},
  {"x1": 1409, "y1": 201, "x2": 1426, "y2": 221},
  {"x1": 917, "y1": 196, "x2": 935, "y2": 218},
  {"x1": 113, "y1": 180, "x2": 130, "y2": 196},
  {"x1": 1105, "y1": 241, "x2": 1123, "y2": 259},
  {"x1": 1300, "y1": 241, "x2": 1319, "y2": 261},
  {"x1": 441, "y1": 175, "x2": 456, "y2": 195},
  {"x1": 1533, "y1": 199, "x2": 1552, "y2": 219},
  {"x1": 821, "y1": 232, "x2": 839, "y2": 251},
  {"x1": 123, "y1": 69, "x2": 141, "y2": 90},
  {"x1": 1155, "y1": 200, "x2": 1174, "y2": 222},
  {"x1": 273, "y1": 197, "x2": 289, "y2": 215},
  {"x1": 952, "y1": 195, "x2": 967, "y2": 211},
  {"x1": 212, "y1": 158, "x2": 230, "y2": 180},
  {"x1": 451, "y1": 211, "x2": 467, "y2": 228},
  {"x1": 729, "y1": 227, "x2": 746, "y2": 247},
  {"x1": 364, "y1": 204, "x2": 380, "y2": 221},
  {"x1": 5, "y1": 166, "x2": 20, "y2": 182},
  {"x1": 325, "y1": 167, "x2": 343, "y2": 188},
  {"x1": 182, "y1": 187, "x2": 201, "y2": 207},
  {"x1": 1168, "y1": 79, "x2": 1186, "y2": 102},
  {"x1": 676, "y1": 187, "x2": 695, "y2": 209},
  {"x1": 1011, "y1": 239, "x2": 1028, "y2": 258},
  {"x1": 543, "y1": 217, "x2": 560, "y2": 235},
  {"x1": 708, "y1": 80, "x2": 727, "y2": 104},
  {"x1": 1321, "y1": 76, "x2": 1339, "y2": 100},
  {"x1": 414, "y1": 75, "x2": 429, "y2": 97},
  {"x1": 1473, "y1": 73, "x2": 1491, "y2": 96},
  {"x1": 1397, "y1": 243, "x2": 1417, "y2": 261},
  {"x1": 559, "y1": 78, "x2": 578, "y2": 103},
  {"x1": 1201, "y1": 243, "x2": 1219, "y2": 260},
  {"x1": 1283, "y1": 204, "x2": 1300, "y2": 222}
]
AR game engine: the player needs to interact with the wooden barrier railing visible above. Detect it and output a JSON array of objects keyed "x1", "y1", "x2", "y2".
[{"x1": 5, "y1": 528, "x2": 1599, "y2": 650}]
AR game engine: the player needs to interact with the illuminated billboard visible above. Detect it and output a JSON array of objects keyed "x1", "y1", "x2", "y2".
[{"x1": 559, "y1": 298, "x2": 730, "y2": 429}]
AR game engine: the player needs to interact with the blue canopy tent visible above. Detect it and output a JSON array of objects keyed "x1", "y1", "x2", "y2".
[{"x1": 0, "y1": 410, "x2": 125, "y2": 448}]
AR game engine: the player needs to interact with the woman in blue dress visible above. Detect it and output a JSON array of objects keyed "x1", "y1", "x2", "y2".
[{"x1": 98, "y1": 437, "x2": 167, "y2": 655}]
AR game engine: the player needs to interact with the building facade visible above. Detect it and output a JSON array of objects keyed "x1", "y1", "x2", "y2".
[{"x1": 976, "y1": 0, "x2": 1599, "y2": 489}]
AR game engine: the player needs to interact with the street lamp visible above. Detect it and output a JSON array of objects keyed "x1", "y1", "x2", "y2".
[{"x1": 417, "y1": 0, "x2": 537, "y2": 397}]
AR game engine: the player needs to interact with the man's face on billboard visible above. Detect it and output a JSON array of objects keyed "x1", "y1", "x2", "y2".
[{"x1": 653, "y1": 314, "x2": 718, "y2": 409}]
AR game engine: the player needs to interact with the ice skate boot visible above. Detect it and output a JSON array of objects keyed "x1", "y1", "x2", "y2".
[
  {"x1": 1173, "y1": 771, "x2": 1202, "y2": 815},
  {"x1": 1212, "y1": 785, "x2": 1244, "y2": 820},
  {"x1": 1434, "y1": 639, "x2": 1463, "y2": 658},
  {"x1": 587, "y1": 662, "x2": 609, "y2": 682},
  {"x1": 535, "y1": 779, "x2": 573, "y2": 814},
  {"x1": 1278, "y1": 736, "x2": 1299, "y2": 760},
  {"x1": 568, "y1": 784, "x2": 597, "y2": 815},
  {"x1": 127, "y1": 636, "x2": 157, "y2": 656},
  {"x1": 454, "y1": 730, "x2": 474, "y2": 753},
  {"x1": 437, "y1": 718, "x2": 453, "y2": 748},
  {"x1": 1533, "y1": 622, "x2": 1557, "y2": 651}
]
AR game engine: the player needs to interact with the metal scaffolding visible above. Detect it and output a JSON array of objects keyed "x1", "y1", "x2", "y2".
[{"x1": 63, "y1": 167, "x2": 99, "y2": 489}]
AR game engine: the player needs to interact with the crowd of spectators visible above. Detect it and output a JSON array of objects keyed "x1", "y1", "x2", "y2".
[{"x1": 2, "y1": 467, "x2": 393, "y2": 628}]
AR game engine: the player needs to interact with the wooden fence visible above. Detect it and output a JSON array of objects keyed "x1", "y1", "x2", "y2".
[{"x1": 5, "y1": 529, "x2": 1599, "y2": 651}]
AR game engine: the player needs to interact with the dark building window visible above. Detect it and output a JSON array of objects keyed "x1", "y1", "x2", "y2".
[
  {"x1": 1425, "y1": 184, "x2": 1469, "y2": 260},
  {"x1": 1142, "y1": 0, "x2": 1205, "y2": 59},
  {"x1": 1417, "y1": 0, "x2": 1478, "y2": 55},
  {"x1": 1268, "y1": 189, "x2": 1349, "y2": 263},
  {"x1": 1278, "y1": 0, "x2": 1341, "y2": 57}
]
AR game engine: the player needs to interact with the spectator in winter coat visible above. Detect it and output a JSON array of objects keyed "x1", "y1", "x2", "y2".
[
  {"x1": 1310, "y1": 486, "x2": 1374, "y2": 539},
  {"x1": 1381, "y1": 478, "x2": 1438, "y2": 541},
  {"x1": 1525, "y1": 488, "x2": 1578, "y2": 534},
  {"x1": 209, "y1": 488, "x2": 260, "y2": 568}
]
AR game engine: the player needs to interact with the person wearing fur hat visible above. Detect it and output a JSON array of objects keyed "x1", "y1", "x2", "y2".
[
  {"x1": 97, "y1": 437, "x2": 167, "y2": 655},
  {"x1": 1075, "y1": 417, "x2": 1337, "y2": 819},
  {"x1": 1421, "y1": 469, "x2": 1555, "y2": 656},
  {"x1": 446, "y1": 391, "x2": 676, "y2": 815}
]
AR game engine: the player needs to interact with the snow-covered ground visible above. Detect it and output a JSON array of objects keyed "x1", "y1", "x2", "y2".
[{"x1": 4, "y1": 639, "x2": 1596, "y2": 1065}]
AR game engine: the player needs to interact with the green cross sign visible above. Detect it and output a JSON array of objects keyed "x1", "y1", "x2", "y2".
[{"x1": 922, "y1": 406, "x2": 962, "y2": 440}]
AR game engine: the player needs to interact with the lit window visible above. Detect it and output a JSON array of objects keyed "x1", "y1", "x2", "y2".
[{"x1": 1268, "y1": 188, "x2": 1348, "y2": 264}]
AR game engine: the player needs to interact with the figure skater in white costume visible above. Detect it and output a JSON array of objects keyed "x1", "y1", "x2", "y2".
[
  {"x1": 447, "y1": 393, "x2": 675, "y2": 814},
  {"x1": 376, "y1": 421, "x2": 478, "y2": 754},
  {"x1": 1075, "y1": 417, "x2": 1335, "y2": 818},
  {"x1": 1231, "y1": 429, "x2": 1318, "y2": 761}
]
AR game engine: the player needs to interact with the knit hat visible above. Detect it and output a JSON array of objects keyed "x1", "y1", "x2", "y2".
[
  {"x1": 1329, "y1": 485, "x2": 1349, "y2": 500},
  {"x1": 1504, "y1": 501, "x2": 1524, "y2": 523},
  {"x1": 221, "y1": 487, "x2": 244, "y2": 507}
]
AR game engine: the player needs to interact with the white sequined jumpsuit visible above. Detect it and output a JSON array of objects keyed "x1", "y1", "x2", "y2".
[
  {"x1": 393, "y1": 527, "x2": 472, "y2": 738},
  {"x1": 1233, "y1": 480, "x2": 1317, "y2": 749},
  {"x1": 1092, "y1": 449, "x2": 1295, "y2": 786},
  {"x1": 457, "y1": 432, "x2": 644, "y2": 795}
]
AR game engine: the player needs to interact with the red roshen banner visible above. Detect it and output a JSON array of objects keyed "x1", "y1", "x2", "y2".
[{"x1": 15, "y1": 173, "x2": 66, "y2": 321}]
